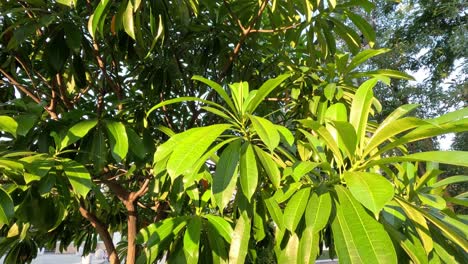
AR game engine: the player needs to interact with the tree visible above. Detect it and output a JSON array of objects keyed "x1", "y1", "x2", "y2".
[{"x1": 0, "y1": 1, "x2": 467, "y2": 264}]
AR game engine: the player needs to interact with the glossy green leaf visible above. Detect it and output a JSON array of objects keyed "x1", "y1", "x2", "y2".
[
  {"x1": 278, "y1": 232, "x2": 300, "y2": 263},
  {"x1": 332, "y1": 185, "x2": 397, "y2": 264},
  {"x1": 346, "y1": 49, "x2": 389, "y2": 74},
  {"x1": 299, "y1": 124, "x2": 344, "y2": 167},
  {"x1": 418, "y1": 193, "x2": 446, "y2": 210},
  {"x1": 383, "y1": 221, "x2": 429, "y2": 264},
  {"x1": 395, "y1": 198, "x2": 434, "y2": 254},
  {"x1": 368, "y1": 151, "x2": 468, "y2": 168},
  {"x1": 14, "y1": 115, "x2": 36, "y2": 137},
  {"x1": 123, "y1": 0, "x2": 135, "y2": 39},
  {"x1": 245, "y1": 74, "x2": 289, "y2": 113},
  {"x1": 331, "y1": 121, "x2": 357, "y2": 159},
  {"x1": 228, "y1": 214, "x2": 250, "y2": 264},
  {"x1": 263, "y1": 195, "x2": 284, "y2": 229},
  {"x1": 213, "y1": 140, "x2": 241, "y2": 210},
  {"x1": 89, "y1": 0, "x2": 110, "y2": 38},
  {"x1": 250, "y1": 115, "x2": 280, "y2": 152},
  {"x1": 254, "y1": 146, "x2": 280, "y2": 188},
  {"x1": 239, "y1": 142, "x2": 258, "y2": 201},
  {"x1": 0, "y1": 187, "x2": 14, "y2": 227},
  {"x1": 126, "y1": 127, "x2": 146, "y2": 159},
  {"x1": 350, "y1": 78, "x2": 378, "y2": 148},
  {"x1": 276, "y1": 125, "x2": 295, "y2": 146},
  {"x1": 147, "y1": 96, "x2": 229, "y2": 118},
  {"x1": 206, "y1": 222, "x2": 229, "y2": 264},
  {"x1": 430, "y1": 175, "x2": 468, "y2": 189},
  {"x1": 305, "y1": 191, "x2": 332, "y2": 233},
  {"x1": 292, "y1": 161, "x2": 318, "y2": 181},
  {"x1": 183, "y1": 216, "x2": 201, "y2": 263},
  {"x1": 283, "y1": 187, "x2": 310, "y2": 232},
  {"x1": 344, "y1": 172, "x2": 394, "y2": 214},
  {"x1": 60, "y1": 119, "x2": 97, "y2": 150},
  {"x1": 62, "y1": 159, "x2": 92, "y2": 197},
  {"x1": 205, "y1": 215, "x2": 233, "y2": 243},
  {"x1": 324, "y1": 83, "x2": 336, "y2": 101},
  {"x1": 299, "y1": 226, "x2": 320, "y2": 264},
  {"x1": 347, "y1": 11, "x2": 376, "y2": 47},
  {"x1": 167, "y1": 124, "x2": 231, "y2": 179},
  {"x1": 105, "y1": 121, "x2": 128, "y2": 162},
  {"x1": 192, "y1": 76, "x2": 236, "y2": 113}
]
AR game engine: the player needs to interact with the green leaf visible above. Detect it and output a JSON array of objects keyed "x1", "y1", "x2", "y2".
[
  {"x1": 147, "y1": 96, "x2": 229, "y2": 118},
  {"x1": 62, "y1": 159, "x2": 92, "y2": 197},
  {"x1": 330, "y1": 18, "x2": 361, "y2": 54},
  {"x1": 167, "y1": 124, "x2": 231, "y2": 180},
  {"x1": 239, "y1": 142, "x2": 258, "y2": 201},
  {"x1": 60, "y1": 119, "x2": 98, "y2": 150},
  {"x1": 364, "y1": 117, "x2": 429, "y2": 157},
  {"x1": 183, "y1": 216, "x2": 201, "y2": 263},
  {"x1": 346, "y1": 12, "x2": 377, "y2": 48},
  {"x1": 263, "y1": 195, "x2": 284, "y2": 229},
  {"x1": 228, "y1": 214, "x2": 251, "y2": 264},
  {"x1": 250, "y1": 115, "x2": 280, "y2": 152},
  {"x1": 126, "y1": 127, "x2": 146, "y2": 159},
  {"x1": 350, "y1": 78, "x2": 378, "y2": 149},
  {"x1": 277, "y1": 232, "x2": 300, "y2": 263},
  {"x1": 245, "y1": 74, "x2": 289, "y2": 113},
  {"x1": 305, "y1": 191, "x2": 332, "y2": 233},
  {"x1": 346, "y1": 49, "x2": 389, "y2": 74},
  {"x1": 206, "y1": 222, "x2": 229, "y2": 264},
  {"x1": 344, "y1": 172, "x2": 394, "y2": 215},
  {"x1": 254, "y1": 146, "x2": 280, "y2": 189},
  {"x1": 417, "y1": 193, "x2": 446, "y2": 210},
  {"x1": 324, "y1": 83, "x2": 336, "y2": 101},
  {"x1": 63, "y1": 22, "x2": 81, "y2": 53},
  {"x1": 367, "y1": 151, "x2": 468, "y2": 168},
  {"x1": 213, "y1": 140, "x2": 241, "y2": 210},
  {"x1": 430, "y1": 175, "x2": 468, "y2": 189},
  {"x1": 395, "y1": 198, "x2": 434, "y2": 254},
  {"x1": 105, "y1": 121, "x2": 129, "y2": 162},
  {"x1": 351, "y1": 69, "x2": 415, "y2": 81},
  {"x1": 292, "y1": 161, "x2": 318, "y2": 181},
  {"x1": 123, "y1": 0, "x2": 135, "y2": 39},
  {"x1": 0, "y1": 187, "x2": 14, "y2": 228},
  {"x1": 89, "y1": 0, "x2": 110, "y2": 38},
  {"x1": 383, "y1": 221, "x2": 429, "y2": 264},
  {"x1": 332, "y1": 185, "x2": 397, "y2": 264},
  {"x1": 299, "y1": 124, "x2": 344, "y2": 167},
  {"x1": 276, "y1": 125, "x2": 295, "y2": 146},
  {"x1": 204, "y1": 215, "x2": 233, "y2": 243},
  {"x1": 192, "y1": 76, "x2": 236, "y2": 114},
  {"x1": 0, "y1": 116, "x2": 18, "y2": 138},
  {"x1": 299, "y1": 226, "x2": 320, "y2": 264},
  {"x1": 330, "y1": 121, "x2": 357, "y2": 159},
  {"x1": 283, "y1": 187, "x2": 310, "y2": 232},
  {"x1": 14, "y1": 114, "x2": 37, "y2": 137}
]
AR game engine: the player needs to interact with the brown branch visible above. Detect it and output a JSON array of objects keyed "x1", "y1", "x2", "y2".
[
  {"x1": 0, "y1": 68, "x2": 58, "y2": 119},
  {"x1": 55, "y1": 74, "x2": 73, "y2": 109},
  {"x1": 250, "y1": 23, "x2": 302, "y2": 33},
  {"x1": 79, "y1": 200, "x2": 120, "y2": 264},
  {"x1": 218, "y1": 0, "x2": 270, "y2": 81},
  {"x1": 14, "y1": 56, "x2": 39, "y2": 95},
  {"x1": 223, "y1": 0, "x2": 246, "y2": 32}
]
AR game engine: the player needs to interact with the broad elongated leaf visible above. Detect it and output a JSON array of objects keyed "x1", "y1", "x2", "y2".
[
  {"x1": 349, "y1": 78, "x2": 378, "y2": 149},
  {"x1": 299, "y1": 226, "x2": 320, "y2": 264},
  {"x1": 277, "y1": 232, "x2": 300, "y2": 263},
  {"x1": 367, "y1": 151, "x2": 468, "y2": 168},
  {"x1": 147, "y1": 97, "x2": 229, "y2": 118},
  {"x1": 192, "y1": 76, "x2": 236, "y2": 113},
  {"x1": 292, "y1": 161, "x2": 318, "y2": 181},
  {"x1": 250, "y1": 115, "x2": 280, "y2": 152},
  {"x1": 204, "y1": 215, "x2": 233, "y2": 243},
  {"x1": 167, "y1": 124, "x2": 231, "y2": 179},
  {"x1": 213, "y1": 140, "x2": 241, "y2": 210},
  {"x1": 105, "y1": 121, "x2": 128, "y2": 162},
  {"x1": 228, "y1": 214, "x2": 250, "y2": 264},
  {"x1": 299, "y1": 125, "x2": 344, "y2": 167},
  {"x1": 239, "y1": 142, "x2": 258, "y2": 201},
  {"x1": 123, "y1": 0, "x2": 135, "y2": 39},
  {"x1": 430, "y1": 175, "x2": 468, "y2": 189},
  {"x1": 0, "y1": 187, "x2": 14, "y2": 227},
  {"x1": 305, "y1": 191, "x2": 332, "y2": 233},
  {"x1": 332, "y1": 185, "x2": 397, "y2": 264},
  {"x1": 346, "y1": 11, "x2": 376, "y2": 48},
  {"x1": 383, "y1": 221, "x2": 428, "y2": 264},
  {"x1": 254, "y1": 146, "x2": 280, "y2": 188},
  {"x1": 62, "y1": 159, "x2": 92, "y2": 197},
  {"x1": 60, "y1": 119, "x2": 98, "y2": 150},
  {"x1": 245, "y1": 74, "x2": 289, "y2": 113},
  {"x1": 263, "y1": 195, "x2": 284, "y2": 229},
  {"x1": 183, "y1": 216, "x2": 202, "y2": 263},
  {"x1": 395, "y1": 198, "x2": 434, "y2": 254},
  {"x1": 351, "y1": 69, "x2": 415, "y2": 81},
  {"x1": 346, "y1": 49, "x2": 389, "y2": 74},
  {"x1": 0, "y1": 116, "x2": 18, "y2": 138},
  {"x1": 344, "y1": 172, "x2": 394, "y2": 214},
  {"x1": 283, "y1": 187, "x2": 310, "y2": 231},
  {"x1": 206, "y1": 222, "x2": 229, "y2": 264},
  {"x1": 331, "y1": 121, "x2": 357, "y2": 159}
]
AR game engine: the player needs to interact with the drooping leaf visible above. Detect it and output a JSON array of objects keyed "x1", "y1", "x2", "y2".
[
  {"x1": 123, "y1": 0, "x2": 135, "y2": 39},
  {"x1": 344, "y1": 172, "x2": 394, "y2": 214},
  {"x1": 228, "y1": 214, "x2": 250, "y2": 264},
  {"x1": 0, "y1": 187, "x2": 14, "y2": 228},
  {"x1": 346, "y1": 49, "x2": 390, "y2": 74},
  {"x1": 292, "y1": 161, "x2": 318, "y2": 181},
  {"x1": 204, "y1": 215, "x2": 233, "y2": 243},
  {"x1": 332, "y1": 185, "x2": 397, "y2": 264},
  {"x1": 213, "y1": 140, "x2": 241, "y2": 210},
  {"x1": 192, "y1": 76, "x2": 236, "y2": 113},
  {"x1": 239, "y1": 142, "x2": 258, "y2": 201},
  {"x1": 62, "y1": 159, "x2": 92, "y2": 197},
  {"x1": 250, "y1": 115, "x2": 280, "y2": 152},
  {"x1": 277, "y1": 232, "x2": 300, "y2": 263},
  {"x1": 283, "y1": 187, "x2": 310, "y2": 232},
  {"x1": 0, "y1": 116, "x2": 18, "y2": 138},
  {"x1": 367, "y1": 151, "x2": 468, "y2": 168},
  {"x1": 305, "y1": 191, "x2": 332, "y2": 233},
  {"x1": 60, "y1": 119, "x2": 98, "y2": 150},
  {"x1": 245, "y1": 74, "x2": 289, "y2": 113},
  {"x1": 183, "y1": 216, "x2": 202, "y2": 263},
  {"x1": 167, "y1": 124, "x2": 231, "y2": 180},
  {"x1": 105, "y1": 121, "x2": 129, "y2": 162},
  {"x1": 254, "y1": 146, "x2": 280, "y2": 189}
]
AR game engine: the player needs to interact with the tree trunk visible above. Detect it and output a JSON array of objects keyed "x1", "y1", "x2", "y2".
[
  {"x1": 125, "y1": 201, "x2": 138, "y2": 264},
  {"x1": 78, "y1": 205, "x2": 120, "y2": 264}
]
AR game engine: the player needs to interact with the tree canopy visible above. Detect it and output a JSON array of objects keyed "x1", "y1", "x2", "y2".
[{"x1": 0, "y1": 1, "x2": 467, "y2": 264}]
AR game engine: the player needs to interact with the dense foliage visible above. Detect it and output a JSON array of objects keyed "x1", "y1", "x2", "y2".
[{"x1": 0, "y1": 0, "x2": 467, "y2": 263}]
